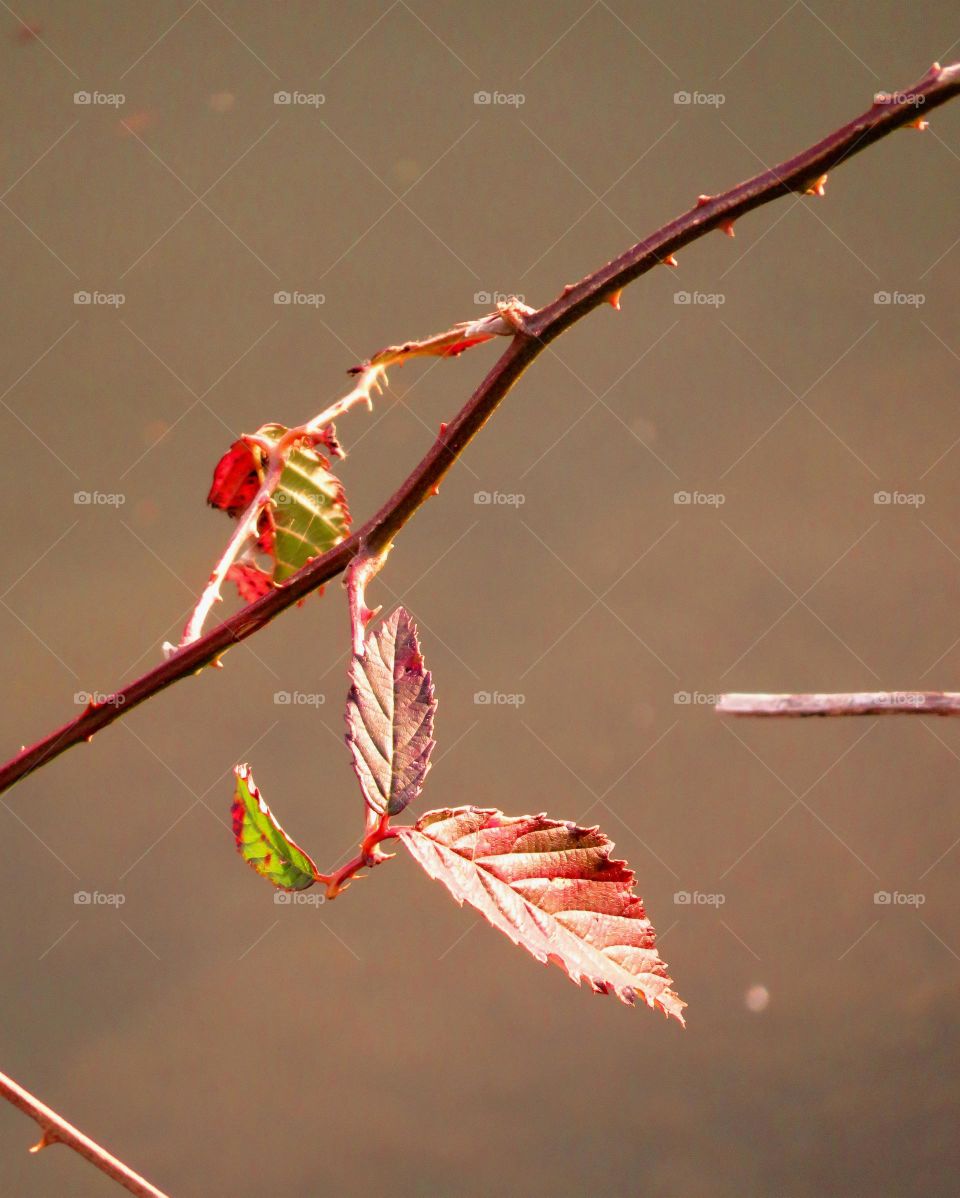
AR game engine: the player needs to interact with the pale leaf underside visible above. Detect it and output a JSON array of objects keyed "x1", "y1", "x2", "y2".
[
  {"x1": 398, "y1": 807, "x2": 685, "y2": 1023},
  {"x1": 344, "y1": 608, "x2": 436, "y2": 816}
]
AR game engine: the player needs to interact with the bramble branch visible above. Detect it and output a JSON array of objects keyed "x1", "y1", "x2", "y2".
[
  {"x1": 0, "y1": 1068, "x2": 169, "y2": 1197},
  {"x1": 717, "y1": 692, "x2": 960, "y2": 717},
  {"x1": 0, "y1": 62, "x2": 957, "y2": 799}
]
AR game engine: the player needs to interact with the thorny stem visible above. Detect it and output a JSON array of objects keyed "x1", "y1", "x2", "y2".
[
  {"x1": 1, "y1": 62, "x2": 958, "y2": 799},
  {"x1": 717, "y1": 692, "x2": 960, "y2": 717},
  {"x1": 176, "y1": 362, "x2": 389, "y2": 649},
  {"x1": 0, "y1": 1068, "x2": 170, "y2": 1198},
  {"x1": 318, "y1": 816, "x2": 401, "y2": 899}
]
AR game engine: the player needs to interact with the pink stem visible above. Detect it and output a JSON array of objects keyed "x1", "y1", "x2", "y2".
[{"x1": 0, "y1": 1068, "x2": 169, "y2": 1198}]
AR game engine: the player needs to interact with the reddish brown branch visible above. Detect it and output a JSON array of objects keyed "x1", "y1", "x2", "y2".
[
  {"x1": 717, "y1": 692, "x2": 960, "y2": 717},
  {"x1": 0, "y1": 1068, "x2": 169, "y2": 1197},
  {"x1": 1, "y1": 62, "x2": 958, "y2": 798}
]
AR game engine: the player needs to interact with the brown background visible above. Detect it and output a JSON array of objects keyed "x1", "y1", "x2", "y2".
[{"x1": 2, "y1": 2, "x2": 959, "y2": 1195}]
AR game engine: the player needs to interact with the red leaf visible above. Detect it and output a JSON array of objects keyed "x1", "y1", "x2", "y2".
[
  {"x1": 207, "y1": 439, "x2": 262, "y2": 517},
  {"x1": 226, "y1": 562, "x2": 274, "y2": 602},
  {"x1": 397, "y1": 807, "x2": 685, "y2": 1023}
]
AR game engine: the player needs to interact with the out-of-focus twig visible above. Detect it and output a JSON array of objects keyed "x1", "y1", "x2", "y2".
[
  {"x1": 0, "y1": 1067, "x2": 170, "y2": 1197},
  {"x1": 717, "y1": 692, "x2": 960, "y2": 717}
]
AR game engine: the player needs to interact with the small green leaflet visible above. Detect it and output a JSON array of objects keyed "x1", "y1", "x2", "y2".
[
  {"x1": 259, "y1": 424, "x2": 351, "y2": 582},
  {"x1": 231, "y1": 763, "x2": 318, "y2": 890}
]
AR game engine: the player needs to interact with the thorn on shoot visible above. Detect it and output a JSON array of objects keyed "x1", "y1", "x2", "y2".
[
  {"x1": 663, "y1": 253, "x2": 678, "y2": 268},
  {"x1": 908, "y1": 116, "x2": 929, "y2": 130},
  {"x1": 719, "y1": 220, "x2": 736, "y2": 238},
  {"x1": 804, "y1": 173, "x2": 828, "y2": 197},
  {"x1": 346, "y1": 547, "x2": 390, "y2": 656},
  {"x1": 607, "y1": 288, "x2": 623, "y2": 310}
]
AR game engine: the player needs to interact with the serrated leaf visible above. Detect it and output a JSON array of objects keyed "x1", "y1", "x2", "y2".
[
  {"x1": 207, "y1": 425, "x2": 351, "y2": 597},
  {"x1": 344, "y1": 607, "x2": 436, "y2": 816},
  {"x1": 397, "y1": 807, "x2": 685, "y2": 1023},
  {"x1": 257, "y1": 424, "x2": 351, "y2": 583},
  {"x1": 226, "y1": 561, "x2": 274, "y2": 602},
  {"x1": 231, "y1": 764, "x2": 318, "y2": 890}
]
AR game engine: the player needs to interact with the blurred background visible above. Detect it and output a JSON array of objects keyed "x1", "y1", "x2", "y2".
[{"x1": 1, "y1": 2, "x2": 959, "y2": 1194}]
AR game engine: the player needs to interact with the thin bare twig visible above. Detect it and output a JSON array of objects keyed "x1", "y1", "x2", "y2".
[
  {"x1": 0, "y1": 1068, "x2": 169, "y2": 1197},
  {"x1": 1, "y1": 62, "x2": 957, "y2": 799},
  {"x1": 717, "y1": 692, "x2": 960, "y2": 717}
]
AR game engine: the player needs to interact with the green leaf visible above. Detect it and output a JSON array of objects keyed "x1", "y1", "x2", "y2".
[
  {"x1": 231, "y1": 763, "x2": 318, "y2": 890},
  {"x1": 259, "y1": 425, "x2": 351, "y2": 583}
]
